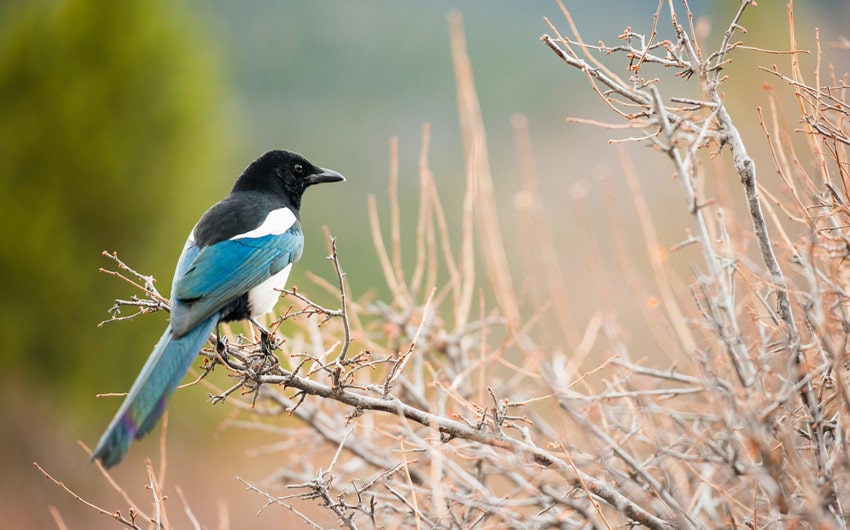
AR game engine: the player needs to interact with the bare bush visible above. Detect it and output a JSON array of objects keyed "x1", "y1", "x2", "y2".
[{"x1": 38, "y1": 2, "x2": 850, "y2": 528}]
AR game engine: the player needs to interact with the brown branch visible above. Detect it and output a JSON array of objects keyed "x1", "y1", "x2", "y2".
[
  {"x1": 34, "y1": 462, "x2": 144, "y2": 529},
  {"x1": 255, "y1": 370, "x2": 674, "y2": 529}
]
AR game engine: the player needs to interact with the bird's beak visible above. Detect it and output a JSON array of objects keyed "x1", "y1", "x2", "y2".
[{"x1": 306, "y1": 167, "x2": 346, "y2": 185}]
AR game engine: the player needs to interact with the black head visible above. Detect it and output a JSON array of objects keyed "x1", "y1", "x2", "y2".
[{"x1": 232, "y1": 150, "x2": 345, "y2": 210}]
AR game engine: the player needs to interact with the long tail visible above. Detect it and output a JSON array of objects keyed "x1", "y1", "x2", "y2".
[{"x1": 91, "y1": 314, "x2": 219, "y2": 468}]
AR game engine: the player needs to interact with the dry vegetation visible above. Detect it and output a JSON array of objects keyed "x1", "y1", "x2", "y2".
[{"x1": 37, "y1": 1, "x2": 850, "y2": 528}]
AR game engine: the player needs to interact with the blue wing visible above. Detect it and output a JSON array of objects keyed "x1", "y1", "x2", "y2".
[
  {"x1": 172, "y1": 236, "x2": 201, "y2": 296},
  {"x1": 170, "y1": 227, "x2": 304, "y2": 337}
]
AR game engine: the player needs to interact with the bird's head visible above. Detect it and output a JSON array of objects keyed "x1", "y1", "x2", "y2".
[{"x1": 233, "y1": 150, "x2": 345, "y2": 209}]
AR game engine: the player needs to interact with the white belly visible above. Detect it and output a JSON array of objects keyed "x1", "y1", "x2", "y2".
[{"x1": 248, "y1": 263, "x2": 292, "y2": 317}]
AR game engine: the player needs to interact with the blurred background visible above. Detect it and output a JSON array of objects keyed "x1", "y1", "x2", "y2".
[{"x1": 1, "y1": 1, "x2": 847, "y2": 527}]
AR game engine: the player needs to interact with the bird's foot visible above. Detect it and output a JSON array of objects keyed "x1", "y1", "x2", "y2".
[
  {"x1": 215, "y1": 334, "x2": 229, "y2": 362},
  {"x1": 249, "y1": 317, "x2": 278, "y2": 358},
  {"x1": 260, "y1": 330, "x2": 277, "y2": 357}
]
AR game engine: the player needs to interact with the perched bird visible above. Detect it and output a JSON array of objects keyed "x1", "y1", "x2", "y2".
[{"x1": 92, "y1": 150, "x2": 345, "y2": 467}]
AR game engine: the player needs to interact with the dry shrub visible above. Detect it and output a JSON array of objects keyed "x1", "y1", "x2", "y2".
[{"x1": 38, "y1": 2, "x2": 850, "y2": 528}]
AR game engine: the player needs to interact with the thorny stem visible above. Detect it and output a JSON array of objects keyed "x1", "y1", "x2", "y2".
[
  {"x1": 713, "y1": 101, "x2": 797, "y2": 332},
  {"x1": 34, "y1": 462, "x2": 144, "y2": 530},
  {"x1": 649, "y1": 86, "x2": 754, "y2": 385},
  {"x1": 709, "y1": 0, "x2": 754, "y2": 84},
  {"x1": 330, "y1": 238, "x2": 352, "y2": 357},
  {"x1": 257, "y1": 369, "x2": 674, "y2": 529}
]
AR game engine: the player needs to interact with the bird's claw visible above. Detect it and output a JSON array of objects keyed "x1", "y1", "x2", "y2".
[
  {"x1": 260, "y1": 330, "x2": 277, "y2": 357},
  {"x1": 215, "y1": 334, "x2": 229, "y2": 361}
]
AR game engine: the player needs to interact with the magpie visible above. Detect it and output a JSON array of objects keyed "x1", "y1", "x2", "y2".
[{"x1": 92, "y1": 150, "x2": 345, "y2": 468}]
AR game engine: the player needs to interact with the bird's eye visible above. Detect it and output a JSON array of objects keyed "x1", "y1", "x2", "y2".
[{"x1": 294, "y1": 164, "x2": 304, "y2": 174}]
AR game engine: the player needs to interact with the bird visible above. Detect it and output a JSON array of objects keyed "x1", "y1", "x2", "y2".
[{"x1": 92, "y1": 150, "x2": 345, "y2": 468}]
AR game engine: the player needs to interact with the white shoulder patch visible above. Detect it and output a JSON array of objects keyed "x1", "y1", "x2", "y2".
[{"x1": 230, "y1": 207, "x2": 296, "y2": 240}]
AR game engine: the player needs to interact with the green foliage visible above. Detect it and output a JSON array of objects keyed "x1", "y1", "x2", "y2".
[{"x1": 0, "y1": 0, "x2": 229, "y2": 407}]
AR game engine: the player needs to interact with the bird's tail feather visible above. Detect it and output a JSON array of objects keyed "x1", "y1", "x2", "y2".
[{"x1": 91, "y1": 314, "x2": 219, "y2": 468}]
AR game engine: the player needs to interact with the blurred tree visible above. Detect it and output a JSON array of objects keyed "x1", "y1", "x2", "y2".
[{"x1": 0, "y1": 0, "x2": 229, "y2": 411}]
